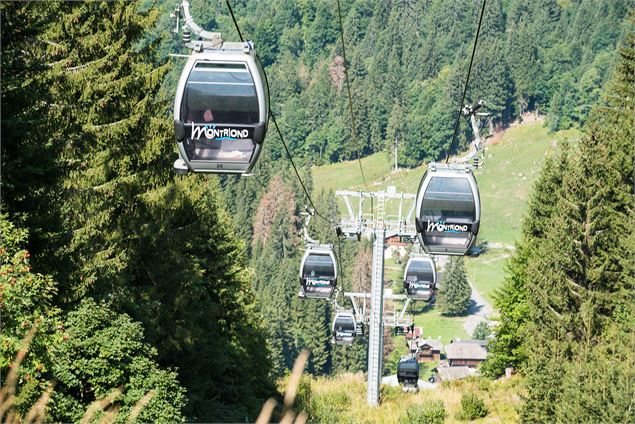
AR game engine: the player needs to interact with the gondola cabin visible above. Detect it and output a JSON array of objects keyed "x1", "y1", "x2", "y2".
[
  {"x1": 415, "y1": 164, "x2": 480, "y2": 255},
  {"x1": 332, "y1": 312, "x2": 356, "y2": 345},
  {"x1": 173, "y1": 42, "x2": 269, "y2": 175},
  {"x1": 397, "y1": 356, "x2": 420, "y2": 389},
  {"x1": 299, "y1": 247, "x2": 337, "y2": 299},
  {"x1": 403, "y1": 256, "x2": 436, "y2": 301}
]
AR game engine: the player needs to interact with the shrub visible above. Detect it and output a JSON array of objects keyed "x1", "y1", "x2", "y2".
[
  {"x1": 456, "y1": 393, "x2": 488, "y2": 421},
  {"x1": 310, "y1": 391, "x2": 351, "y2": 423},
  {"x1": 398, "y1": 400, "x2": 446, "y2": 424}
]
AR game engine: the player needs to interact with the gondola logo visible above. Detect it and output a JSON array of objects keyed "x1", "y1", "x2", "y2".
[
  {"x1": 191, "y1": 124, "x2": 249, "y2": 141},
  {"x1": 408, "y1": 282, "x2": 431, "y2": 289},
  {"x1": 305, "y1": 278, "x2": 332, "y2": 287},
  {"x1": 426, "y1": 220, "x2": 469, "y2": 233}
]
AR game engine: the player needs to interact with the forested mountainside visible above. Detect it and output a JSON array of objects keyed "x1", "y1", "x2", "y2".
[
  {"x1": 1, "y1": 0, "x2": 632, "y2": 422},
  {"x1": 206, "y1": 0, "x2": 630, "y2": 385},
  {"x1": 152, "y1": 0, "x2": 629, "y2": 166}
]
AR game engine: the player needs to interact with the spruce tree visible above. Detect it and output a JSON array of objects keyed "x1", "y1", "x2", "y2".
[
  {"x1": 520, "y1": 29, "x2": 634, "y2": 422},
  {"x1": 0, "y1": 2, "x2": 67, "y2": 273},
  {"x1": 483, "y1": 145, "x2": 571, "y2": 377},
  {"x1": 438, "y1": 257, "x2": 472, "y2": 316},
  {"x1": 6, "y1": 2, "x2": 275, "y2": 420}
]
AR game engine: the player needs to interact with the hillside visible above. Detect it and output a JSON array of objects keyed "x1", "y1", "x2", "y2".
[
  {"x1": 313, "y1": 120, "x2": 580, "y2": 302},
  {"x1": 313, "y1": 120, "x2": 581, "y2": 354},
  {"x1": 2, "y1": 0, "x2": 630, "y2": 422}
]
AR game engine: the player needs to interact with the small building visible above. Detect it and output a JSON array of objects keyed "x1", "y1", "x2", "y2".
[
  {"x1": 444, "y1": 340, "x2": 488, "y2": 367},
  {"x1": 404, "y1": 326, "x2": 422, "y2": 340},
  {"x1": 418, "y1": 339, "x2": 443, "y2": 362},
  {"x1": 408, "y1": 338, "x2": 443, "y2": 362}
]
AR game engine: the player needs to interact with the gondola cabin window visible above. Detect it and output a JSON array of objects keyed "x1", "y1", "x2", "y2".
[
  {"x1": 422, "y1": 177, "x2": 476, "y2": 221},
  {"x1": 182, "y1": 62, "x2": 259, "y2": 125}
]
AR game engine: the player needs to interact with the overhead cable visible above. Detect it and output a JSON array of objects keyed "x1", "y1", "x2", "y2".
[{"x1": 444, "y1": 0, "x2": 487, "y2": 164}]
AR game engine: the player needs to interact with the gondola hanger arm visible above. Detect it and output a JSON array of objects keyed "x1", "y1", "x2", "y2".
[
  {"x1": 180, "y1": 0, "x2": 223, "y2": 44},
  {"x1": 300, "y1": 209, "x2": 320, "y2": 246},
  {"x1": 174, "y1": 0, "x2": 231, "y2": 51},
  {"x1": 453, "y1": 99, "x2": 487, "y2": 167}
]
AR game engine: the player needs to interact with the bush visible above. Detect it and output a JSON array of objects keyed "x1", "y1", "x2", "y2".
[
  {"x1": 456, "y1": 393, "x2": 488, "y2": 421},
  {"x1": 380, "y1": 384, "x2": 402, "y2": 402},
  {"x1": 309, "y1": 391, "x2": 351, "y2": 423},
  {"x1": 398, "y1": 400, "x2": 446, "y2": 424}
]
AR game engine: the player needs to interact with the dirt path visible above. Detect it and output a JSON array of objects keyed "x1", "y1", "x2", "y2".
[
  {"x1": 487, "y1": 242, "x2": 515, "y2": 250},
  {"x1": 463, "y1": 280, "x2": 494, "y2": 336},
  {"x1": 436, "y1": 255, "x2": 495, "y2": 336}
]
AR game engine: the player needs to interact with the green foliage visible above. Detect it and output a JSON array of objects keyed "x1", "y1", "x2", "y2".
[
  {"x1": 2, "y1": 2, "x2": 274, "y2": 421},
  {"x1": 308, "y1": 391, "x2": 352, "y2": 424},
  {"x1": 438, "y1": 257, "x2": 472, "y2": 316},
  {"x1": 472, "y1": 321, "x2": 491, "y2": 341},
  {"x1": 482, "y1": 145, "x2": 571, "y2": 378},
  {"x1": 149, "y1": 0, "x2": 630, "y2": 169},
  {"x1": 0, "y1": 215, "x2": 186, "y2": 422},
  {"x1": 487, "y1": 24, "x2": 635, "y2": 422},
  {"x1": 48, "y1": 299, "x2": 186, "y2": 423},
  {"x1": 0, "y1": 215, "x2": 61, "y2": 415},
  {"x1": 456, "y1": 393, "x2": 488, "y2": 421},
  {"x1": 398, "y1": 400, "x2": 446, "y2": 424}
]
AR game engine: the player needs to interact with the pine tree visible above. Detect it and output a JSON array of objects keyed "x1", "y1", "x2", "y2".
[{"x1": 438, "y1": 257, "x2": 471, "y2": 316}]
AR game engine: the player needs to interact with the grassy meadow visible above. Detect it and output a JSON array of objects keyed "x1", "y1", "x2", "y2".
[{"x1": 301, "y1": 372, "x2": 522, "y2": 423}]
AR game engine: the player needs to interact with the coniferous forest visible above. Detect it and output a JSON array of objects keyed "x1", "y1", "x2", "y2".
[{"x1": 1, "y1": 0, "x2": 633, "y2": 422}]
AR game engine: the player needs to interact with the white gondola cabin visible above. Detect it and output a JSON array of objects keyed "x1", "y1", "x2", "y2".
[
  {"x1": 415, "y1": 163, "x2": 481, "y2": 255},
  {"x1": 173, "y1": 43, "x2": 269, "y2": 175},
  {"x1": 332, "y1": 312, "x2": 356, "y2": 345},
  {"x1": 299, "y1": 247, "x2": 337, "y2": 299},
  {"x1": 403, "y1": 256, "x2": 436, "y2": 301}
]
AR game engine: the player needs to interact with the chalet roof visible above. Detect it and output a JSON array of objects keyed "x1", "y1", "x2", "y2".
[
  {"x1": 444, "y1": 341, "x2": 488, "y2": 360},
  {"x1": 459, "y1": 338, "x2": 489, "y2": 348},
  {"x1": 435, "y1": 366, "x2": 478, "y2": 381},
  {"x1": 417, "y1": 339, "x2": 443, "y2": 351}
]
